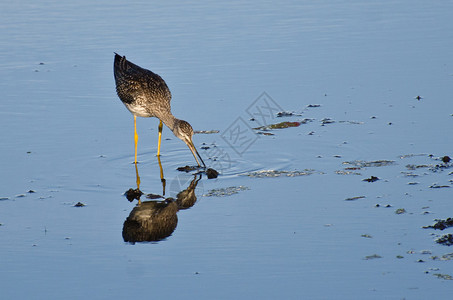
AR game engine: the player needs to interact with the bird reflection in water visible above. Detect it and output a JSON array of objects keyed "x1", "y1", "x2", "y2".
[{"x1": 122, "y1": 158, "x2": 202, "y2": 244}]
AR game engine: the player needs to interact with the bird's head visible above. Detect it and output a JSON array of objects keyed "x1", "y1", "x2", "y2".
[{"x1": 173, "y1": 119, "x2": 206, "y2": 168}]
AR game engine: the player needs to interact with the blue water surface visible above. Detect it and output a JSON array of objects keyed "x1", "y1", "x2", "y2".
[{"x1": 1, "y1": 1, "x2": 453, "y2": 299}]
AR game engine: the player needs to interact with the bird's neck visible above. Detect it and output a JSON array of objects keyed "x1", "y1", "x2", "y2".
[{"x1": 158, "y1": 112, "x2": 178, "y2": 132}]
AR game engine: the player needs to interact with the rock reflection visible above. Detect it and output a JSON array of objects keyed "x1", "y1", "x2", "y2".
[{"x1": 122, "y1": 162, "x2": 202, "y2": 244}]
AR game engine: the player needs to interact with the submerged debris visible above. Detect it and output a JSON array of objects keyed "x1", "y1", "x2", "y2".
[
  {"x1": 276, "y1": 111, "x2": 302, "y2": 117},
  {"x1": 320, "y1": 118, "x2": 335, "y2": 125},
  {"x1": 343, "y1": 160, "x2": 395, "y2": 168},
  {"x1": 429, "y1": 184, "x2": 450, "y2": 189},
  {"x1": 433, "y1": 273, "x2": 453, "y2": 280},
  {"x1": 338, "y1": 120, "x2": 364, "y2": 125},
  {"x1": 203, "y1": 186, "x2": 249, "y2": 197},
  {"x1": 430, "y1": 164, "x2": 453, "y2": 172},
  {"x1": 423, "y1": 218, "x2": 453, "y2": 230},
  {"x1": 257, "y1": 131, "x2": 275, "y2": 136},
  {"x1": 401, "y1": 171, "x2": 419, "y2": 177},
  {"x1": 345, "y1": 196, "x2": 366, "y2": 201},
  {"x1": 405, "y1": 156, "x2": 452, "y2": 172},
  {"x1": 406, "y1": 164, "x2": 431, "y2": 170},
  {"x1": 363, "y1": 176, "x2": 379, "y2": 182},
  {"x1": 395, "y1": 208, "x2": 406, "y2": 215},
  {"x1": 253, "y1": 121, "x2": 302, "y2": 130},
  {"x1": 335, "y1": 170, "x2": 361, "y2": 175},
  {"x1": 363, "y1": 254, "x2": 382, "y2": 260},
  {"x1": 431, "y1": 253, "x2": 453, "y2": 261},
  {"x1": 243, "y1": 169, "x2": 318, "y2": 178},
  {"x1": 436, "y1": 234, "x2": 453, "y2": 246},
  {"x1": 399, "y1": 153, "x2": 428, "y2": 159}
]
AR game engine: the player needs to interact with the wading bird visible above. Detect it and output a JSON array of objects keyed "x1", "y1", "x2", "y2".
[{"x1": 113, "y1": 53, "x2": 205, "y2": 167}]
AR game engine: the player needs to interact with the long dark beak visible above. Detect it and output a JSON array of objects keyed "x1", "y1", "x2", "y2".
[{"x1": 187, "y1": 140, "x2": 206, "y2": 168}]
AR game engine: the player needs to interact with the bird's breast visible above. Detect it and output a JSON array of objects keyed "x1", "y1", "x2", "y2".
[{"x1": 124, "y1": 102, "x2": 155, "y2": 118}]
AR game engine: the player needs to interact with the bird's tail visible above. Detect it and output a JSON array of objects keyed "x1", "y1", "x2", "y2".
[{"x1": 114, "y1": 52, "x2": 127, "y2": 73}]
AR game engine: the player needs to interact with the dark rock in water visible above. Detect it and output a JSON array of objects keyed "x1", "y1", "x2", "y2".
[
  {"x1": 436, "y1": 234, "x2": 453, "y2": 246},
  {"x1": 177, "y1": 165, "x2": 198, "y2": 172},
  {"x1": 206, "y1": 168, "x2": 219, "y2": 179},
  {"x1": 442, "y1": 156, "x2": 451, "y2": 163},
  {"x1": 363, "y1": 176, "x2": 379, "y2": 182},
  {"x1": 74, "y1": 202, "x2": 85, "y2": 207},
  {"x1": 423, "y1": 218, "x2": 453, "y2": 230},
  {"x1": 124, "y1": 188, "x2": 143, "y2": 202}
]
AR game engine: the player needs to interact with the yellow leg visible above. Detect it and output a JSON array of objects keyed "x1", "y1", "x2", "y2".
[
  {"x1": 134, "y1": 115, "x2": 138, "y2": 164},
  {"x1": 135, "y1": 163, "x2": 141, "y2": 190},
  {"x1": 134, "y1": 161, "x2": 141, "y2": 205},
  {"x1": 157, "y1": 120, "x2": 163, "y2": 156},
  {"x1": 157, "y1": 155, "x2": 166, "y2": 196}
]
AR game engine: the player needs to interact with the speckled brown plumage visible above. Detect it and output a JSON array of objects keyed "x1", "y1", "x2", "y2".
[
  {"x1": 113, "y1": 53, "x2": 206, "y2": 167},
  {"x1": 114, "y1": 53, "x2": 172, "y2": 119}
]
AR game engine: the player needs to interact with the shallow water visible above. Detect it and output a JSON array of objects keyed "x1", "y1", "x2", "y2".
[{"x1": 1, "y1": 1, "x2": 453, "y2": 299}]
